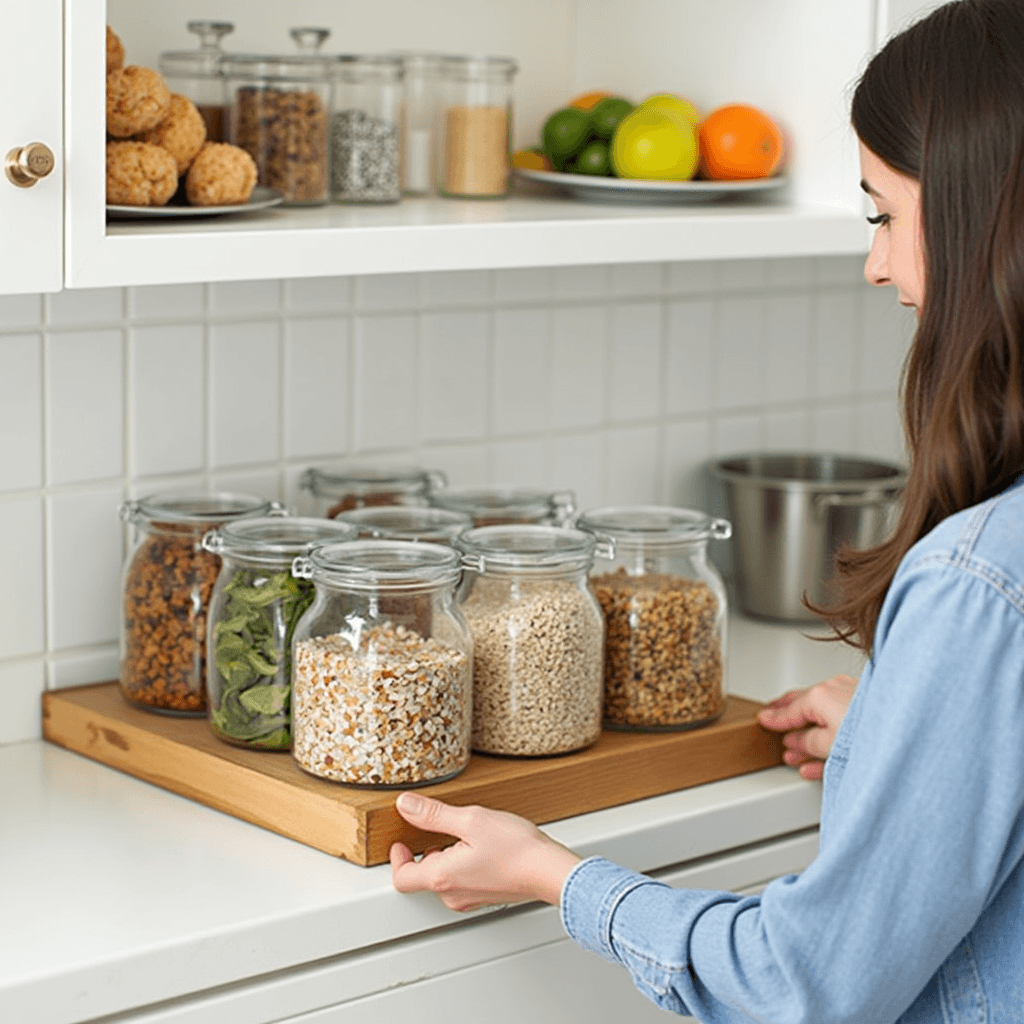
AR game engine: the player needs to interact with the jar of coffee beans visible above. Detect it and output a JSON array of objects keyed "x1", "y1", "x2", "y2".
[
  {"x1": 290, "y1": 540, "x2": 473, "y2": 787},
  {"x1": 576, "y1": 506, "x2": 732, "y2": 732},
  {"x1": 118, "y1": 492, "x2": 277, "y2": 716},
  {"x1": 455, "y1": 525, "x2": 607, "y2": 756}
]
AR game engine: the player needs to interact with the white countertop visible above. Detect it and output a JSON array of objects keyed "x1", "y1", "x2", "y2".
[{"x1": 0, "y1": 616, "x2": 863, "y2": 1023}]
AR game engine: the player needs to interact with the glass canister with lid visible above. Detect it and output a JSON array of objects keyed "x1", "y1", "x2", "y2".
[
  {"x1": 329, "y1": 55, "x2": 404, "y2": 203},
  {"x1": 391, "y1": 51, "x2": 444, "y2": 195},
  {"x1": 455, "y1": 525, "x2": 606, "y2": 756},
  {"x1": 437, "y1": 55, "x2": 518, "y2": 197},
  {"x1": 159, "y1": 20, "x2": 234, "y2": 141},
  {"x1": 338, "y1": 505, "x2": 472, "y2": 545},
  {"x1": 201, "y1": 516, "x2": 357, "y2": 749},
  {"x1": 430, "y1": 485, "x2": 575, "y2": 527},
  {"x1": 576, "y1": 505, "x2": 732, "y2": 732},
  {"x1": 223, "y1": 53, "x2": 331, "y2": 205},
  {"x1": 118, "y1": 492, "x2": 277, "y2": 716},
  {"x1": 300, "y1": 464, "x2": 448, "y2": 519},
  {"x1": 290, "y1": 540, "x2": 473, "y2": 787}
]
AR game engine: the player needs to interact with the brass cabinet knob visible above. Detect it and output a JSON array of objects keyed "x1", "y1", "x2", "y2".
[{"x1": 5, "y1": 142, "x2": 55, "y2": 188}]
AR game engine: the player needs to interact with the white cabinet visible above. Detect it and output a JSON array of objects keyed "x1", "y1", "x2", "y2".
[
  {"x1": 54, "y1": 0, "x2": 884, "y2": 290},
  {"x1": 0, "y1": 0, "x2": 63, "y2": 295}
]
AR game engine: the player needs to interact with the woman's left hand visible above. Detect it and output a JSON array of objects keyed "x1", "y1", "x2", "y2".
[{"x1": 389, "y1": 792, "x2": 582, "y2": 911}]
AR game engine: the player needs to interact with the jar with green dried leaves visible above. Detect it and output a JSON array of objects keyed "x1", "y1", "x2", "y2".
[{"x1": 202, "y1": 516, "x2": 356, "y2": 749}]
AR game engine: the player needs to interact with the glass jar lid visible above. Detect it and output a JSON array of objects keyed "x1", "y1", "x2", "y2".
[
  {"x1": 300, "y1": 464, "x2": 446, "y2": 499},
  {"x1": 201, "y1": 515, "x2": 357, "y2": 567},
  {"x1": 338, "y1": 505, "x2": 472, "y2": 543},
  {"x1": 439, "y1": 55, "x2": 518, "y2": 81},
  {"x1": 220, "y1": 53, "x2": 330, "y2": 84},
  {"x1": 289, "y1": 27, "x2": 331, "y2": 54},
  {"x1": 456, "y1": 524, "x2": 603, "y2": 575},
  {"x1": 159, "y1": 20, "x2": 235, "y2": 79},
  {"x1": 431, "y1": 486, "x2": 575, "y2": 524},
  {"x1": 293, "y1": 539, "x2": 462, "y2": 591},
  {"x1": 576, "y1": 505, "x2": 732, "y2": 549},
  {"x1": 120, "y1": 491, "x2": 275, "y2": 529}
]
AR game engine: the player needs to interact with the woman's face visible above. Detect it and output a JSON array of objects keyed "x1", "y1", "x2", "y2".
[{"x1": 859, "y1": 142, "x2": 926, "y2": 315}]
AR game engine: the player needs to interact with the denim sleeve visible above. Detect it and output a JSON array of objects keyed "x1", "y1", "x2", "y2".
[{"x1": 560, "y1": 560, "x2": 1024, "y2": 1024}]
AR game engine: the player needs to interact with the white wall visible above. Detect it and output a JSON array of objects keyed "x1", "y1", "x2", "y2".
[{"x1": 0, "y1": 255, "x2": 914, "y2": 745}]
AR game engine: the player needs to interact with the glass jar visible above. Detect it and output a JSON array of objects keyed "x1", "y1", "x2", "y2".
[
  {"x1": 223, "y1": 53, "x2": 331, "y2": 206},
  {"x1": 392, "y1": 52, "x2": 444, "y2": 195},
  {"x1": 456, "y1": 525, "x2": 606, "y2": 756},
  {"x1": 431, "y1": 486, "x2": 576, "y2": 527},
  {"x1": 300, "y1": 464, "x2": 448, "y2": 519},
  {"x1": 437, "y1": 55, "x2": 518, "y2": 197},
  {"x1": 288, "y1": 27, "x2": 331, "y2": 55},
  {"x1": 159, "y1": 20, "x2": 234, "y2": 141},
  {"x1": 201, "y1": 516, "x2": 357, "y2": 749},
  {"x1": 290, "y1": 540, "x2": 473, "y2": 787},
  {"x1": 576, "y1": 505, "x2": 732, "y2": 732},
  {"x1": 338, "y1": 505, "x2": 472, "y2": 544},
  {"x1": 329, "y1": 55, "x2": 404, "y2": 203},
  {"x1": 118, "y1": 492, "x2": 276, "y2": 716}
]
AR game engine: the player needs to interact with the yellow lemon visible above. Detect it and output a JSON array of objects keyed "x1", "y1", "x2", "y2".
[
  {"x1": 640, "y1": 93, "x2": 701, "y2": 128},
  {"x1": 610, "y1": 107, "x2": 699, "y2": 180}
]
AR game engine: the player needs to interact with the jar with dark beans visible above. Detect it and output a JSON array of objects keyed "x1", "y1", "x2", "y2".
[
  {"x1": 576, "y1": 505, "x2": 732, "y2": 731},
  {"x1": 118, "y1": 493, "x2": 275, "y2": 716}
]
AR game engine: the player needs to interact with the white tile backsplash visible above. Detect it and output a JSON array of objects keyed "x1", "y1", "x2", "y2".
[{"x1": 2, "y1": 254, "x2": 919, "y2": 745}]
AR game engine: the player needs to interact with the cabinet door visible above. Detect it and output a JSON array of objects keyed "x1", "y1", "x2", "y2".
[{"x1": 0, "y1": 0, "x2": 62, "y2": 294}]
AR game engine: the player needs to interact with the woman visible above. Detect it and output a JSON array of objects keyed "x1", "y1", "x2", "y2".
[{"x1": 390, "y1": 2, "x2": 1024, "y2": 1019}]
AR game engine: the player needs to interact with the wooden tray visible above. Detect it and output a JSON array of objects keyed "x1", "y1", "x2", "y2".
[{"x1": 42, "y1": 683, "x2": 783, "y2": 866}]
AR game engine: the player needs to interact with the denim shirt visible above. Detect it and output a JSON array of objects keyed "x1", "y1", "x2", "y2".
[{"x1": 561, "y1": 476, "x2": 1024, "y2": 1024}]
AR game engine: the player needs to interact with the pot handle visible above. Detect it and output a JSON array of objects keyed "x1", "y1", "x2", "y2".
[{"x1": 814, "y1": 489, "x2": 902, "y2": 514}]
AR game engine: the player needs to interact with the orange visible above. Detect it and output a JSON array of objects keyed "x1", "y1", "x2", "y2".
[
  {"x1": 698, "y1": 104, "x2": 785, "y2": 180},
  {"x1": 568, "y1": 90, "x2": 612, "y2": 111},
  {"x1": 511, "y1": 147, "x2": 553, "y2": 171}
]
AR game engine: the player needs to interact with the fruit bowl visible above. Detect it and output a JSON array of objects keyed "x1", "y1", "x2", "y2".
[{"x1": 512, "y1": 168, "x2": 787, "y2": 206}]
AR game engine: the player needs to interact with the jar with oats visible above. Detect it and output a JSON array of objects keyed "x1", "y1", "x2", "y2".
[
  {"x1": 299, "y1": 464, "x2": 447, "y2": 519},
  {"x1": 290, "y1": 540, "x2": 472, "y2": 787},
  {"x1": 437, "y1": 55, "x2": 518, "y2": 197},
  {"x1": 455, "y1": 525, "x2": 607, "y2": 756},
  {"x1": 576, "y1": 506, "x2": 732, "y2": 732},
  {"x1": 118, "y1": 492, "x2": 277, "y2": 716}
]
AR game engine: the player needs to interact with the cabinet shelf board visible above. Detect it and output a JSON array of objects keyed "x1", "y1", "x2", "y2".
[{"x1": 42, "y1": 682, "x2": 784, "y2": 866}]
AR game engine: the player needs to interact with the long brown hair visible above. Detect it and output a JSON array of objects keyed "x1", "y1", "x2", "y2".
[{"x1": 825, "y1": 0, "x2": 1024, "y2": 653}]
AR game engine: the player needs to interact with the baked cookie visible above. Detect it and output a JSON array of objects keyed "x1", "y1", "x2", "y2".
[
  {"x1": 106, "y1": 25, "x2": 125, "y2": 74},
  {"x1": 137, "y1": 94, "x2": 206, "y2": 174},
  {"x1": 106, "y1": 141, "x2": 178, "y2": 206},
  {"x1": 185, "y1": 142, "x2": 258, "y2": 206},
  {"x1": 107, "y1": 65, "x2": 171, "y2": 138}
]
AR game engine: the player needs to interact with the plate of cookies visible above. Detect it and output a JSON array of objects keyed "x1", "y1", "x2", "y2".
[{"x1": 105, "y1": 24, "x2": 282, "y2": 221}]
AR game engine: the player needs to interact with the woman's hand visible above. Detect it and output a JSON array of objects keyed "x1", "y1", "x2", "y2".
[
  {"x1": 758, "y1": 674, "x2": 858, "y2": 780},
  {"x1": 389, "y1": 792, "x2": 582, "y2": 911}
]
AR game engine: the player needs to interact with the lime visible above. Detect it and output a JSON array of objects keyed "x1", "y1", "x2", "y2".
[
  {"x1": 589, "y1": 97, "x2": 634, "y2": 140},
  {"x1": 541, "y1": 107, "x2": 592, "y2": 170},
  {"x1": 611, "y1": 107, "x2": 698, "y2": 180},
  {"x1": 572, "y1": 139, "x2": 612, "y2": 176},
  {"x1": 640, "y1": 93, "x2": 701, "y2": 127}
]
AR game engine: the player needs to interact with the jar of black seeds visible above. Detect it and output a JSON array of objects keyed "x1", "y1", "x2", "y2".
[{"x1": 329, "y1": 55, "x2": 404, "y2": 203}]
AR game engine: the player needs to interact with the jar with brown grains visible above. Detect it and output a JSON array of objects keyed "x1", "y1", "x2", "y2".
[
  {"x1": 576, "y1": 506, "x2": 732, "y2": 732},
  {"x1": 299, "y1": 464, "x2": 447, "y2": 519},
  {"x1": 455, "y1": 525, "x2": 607, "y2": 756},
  {"x1": 430, "y1": 485, "x2": 576, "y2": 527},
  {"x1": 290, "y1": 540, "x2": 473, "y2": 787},
  {"x1": 118, "y1": 492, "x2": 277, "y2": 716}
]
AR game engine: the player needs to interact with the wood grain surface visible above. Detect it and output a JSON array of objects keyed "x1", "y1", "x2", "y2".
[{"x1": 42, "y1": 682, "x2": 783, "y2": 866}]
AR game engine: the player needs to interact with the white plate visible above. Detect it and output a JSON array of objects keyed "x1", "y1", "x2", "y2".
[
  {"x1": 513, "y1": 168, "x2": 787, "y2": 206},
  {"x1": 106, "y1": 186, "x2": 285, "y2": 220}
]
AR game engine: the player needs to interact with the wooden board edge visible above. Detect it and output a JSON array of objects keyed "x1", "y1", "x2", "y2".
[{"x1": 42, "y1": 690, "x2": 371, "y2": 864}]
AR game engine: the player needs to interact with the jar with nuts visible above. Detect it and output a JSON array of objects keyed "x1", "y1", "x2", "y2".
[
  {"x1": 576, "y1": 505, "x2": 732, "y2": 732},
  {"x1": 455, "y1": 525, "x2": 607, "y2": 757},
  {"x1": 290, "y1": 540, "x2": 473, "y2": 787},
  {"x1": 118, "y1": 492, "x2": 277, "y2": 716},
  {"x1": 201, "y1": 515, "x2": 357, "y2": 750},
  {"x1": 299, "y1": 463, "x2": 447, "y2": 519}
]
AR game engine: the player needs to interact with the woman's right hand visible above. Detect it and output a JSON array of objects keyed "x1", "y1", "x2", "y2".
[{"x1": 757, "y1": 674, "x2": 858, "y2": 780}]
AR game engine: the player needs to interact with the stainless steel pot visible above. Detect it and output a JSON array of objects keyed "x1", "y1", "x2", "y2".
[{"x1": 708, "y1": 453, "x2": 906, "y2": 622}]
